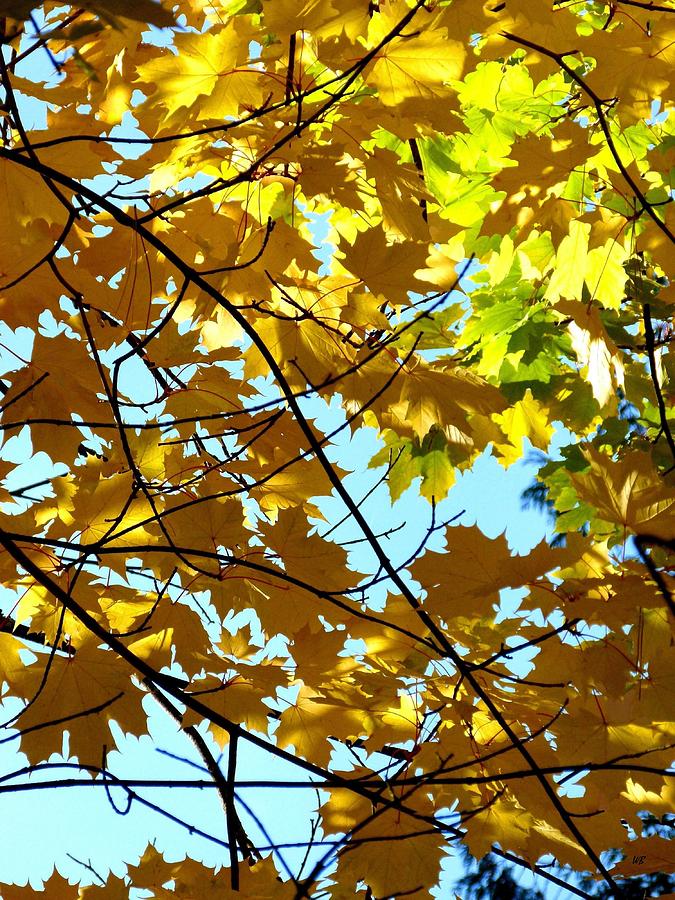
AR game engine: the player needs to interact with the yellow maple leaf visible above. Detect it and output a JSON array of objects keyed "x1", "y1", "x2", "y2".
[
  {"x1": 582, "y1": 16, "x2": 675, "y2": 123},
  {"x1": 8, "y1": 635, "x2": 146, "y2": 765},
  {"x1": 0, "y1": 633, "x2": 24, "y2": 692},
  {"x1": 493, "y1": 388, "x2": 554, "y2": 466},
  {"x1": 571, "y1": 448, "x2": 675, "y2": 540},
  {"x1": 136, "y1": 24, "x2": 262, "y2": 125},
  {"x1": 0, "y1": 158, "x2": 68, "y2": 286},
  {"x1": 339, "y1": 226, "x2": 431, "y2": 305},
  {"x1": 337, "y1": 806, "x2": 445, "y2": 898},
  {"x1": 276, "y1": 684, "x2": 366, "y2": 766},
  {"x1": 0, "y1": 871, "x2": 79, "y2": 899},
  {"x1": 365, "y1": 1, "x2": 465, "y2": 106},
  {"x1": 411, "y1": 525, "x2": 582, "y2": 621},
  {"x1": 183, "y1": 673, "x2": 274, "y2": 745},
  {"x1": 544, "y1": 220, "x2": 590, "y2": 303},
  {"x1": 555, "y1": 299, "x2": 625, "y2": 409},
  {"x1": 260, "y1": 507, "x2": 356, "y2": 594}
]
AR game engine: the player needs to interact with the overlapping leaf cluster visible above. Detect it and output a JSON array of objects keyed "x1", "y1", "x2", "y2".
[{"x1": 0, "y1": 0, "x2": 673, "y2": 897}]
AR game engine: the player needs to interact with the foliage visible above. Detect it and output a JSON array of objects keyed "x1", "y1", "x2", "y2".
[{"x1": 0, "y1": 0, "x2": 673, "y2": 897}]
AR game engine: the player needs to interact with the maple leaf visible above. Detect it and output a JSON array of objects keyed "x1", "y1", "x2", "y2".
[
  {"x1": 555, "y1": 299, "x2": 625, "y2": 409},
  {"x1": 493, "y1": 388, "x2": 554, "y2": 466},
  {"x1": 571, "y1": 448, "x2": 675, "y2": 541},
  {"x1": 136, "y1": 24, "x2": 263, "y2": 125},
  {"x1": 0, "y1": 159, "x2": 68, "y2": 286},
  {"x1": 336, "y1": 806, "x2": 446, "y2": 898},
  {"x1": 339, "y1": 226, "x2": 432, "y2": 305},
  {"x1": 411, "y1": 524, "x2": 584, "y2": 623},
  {"x1": 8, "y1": 634, "x2": 147, "y2": 766},
  {"x1": 582, "y1": 15, "x2": 675, "y2": 122},
  {"x1": 0, "y1": 633, "x2": 24, "y2": 692},
  {"x1": 0, "y1": 871, "x2": 79, "y2": 900},
  {"x1": 275, "y1": 683, "x2": 367, "y2": 766},
  {"x1": 365, "y1": 1, "x2": 465, "y2": 106}
]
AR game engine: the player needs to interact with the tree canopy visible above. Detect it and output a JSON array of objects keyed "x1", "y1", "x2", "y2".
[{"x1": 0, "y1": 0, "x2": 673, "y2": 897}]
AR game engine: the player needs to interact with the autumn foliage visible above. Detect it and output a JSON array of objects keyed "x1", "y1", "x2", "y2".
[{"x1": 0, "y1": 0, "x2": 673, "y2": 896}]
